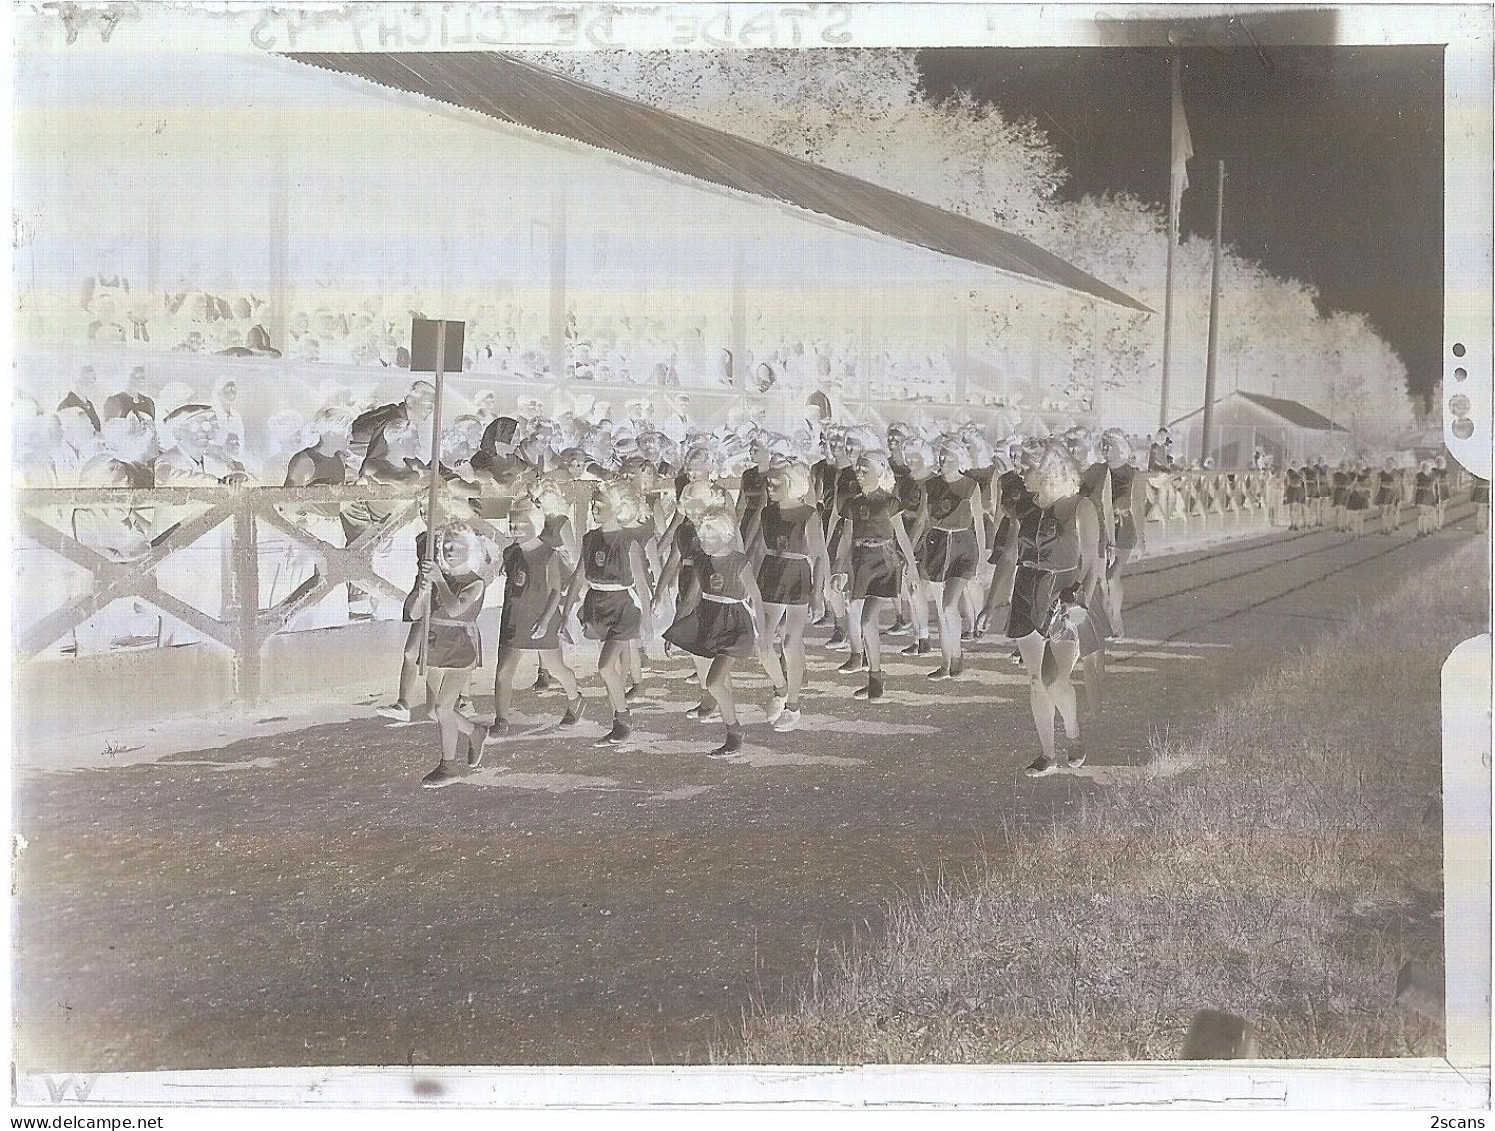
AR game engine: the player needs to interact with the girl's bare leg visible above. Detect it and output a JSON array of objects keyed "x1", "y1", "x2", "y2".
[{"x1": 1016, "y1": 632, "x2": 1055, "y2": 765}]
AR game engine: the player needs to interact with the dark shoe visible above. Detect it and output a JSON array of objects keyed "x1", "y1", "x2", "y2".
[
  {"x1": 707, "y1": 728, "x2": 743, "y2": 759},
  {"x1": 559, "y1": 696, "x2": 586, "y2": 728},
  {"x1": 899, "y1": 638, "x2": 931, "y2": 656},
  {"x1": 469, "y1": 720, "x2": 503, "y2": 768},
  {"x1": 888, "y1": 618, "x2": 912, "y2": 636},
  {"x1": 624, "y1": 682, "x2": 643, "y2": 702},
  {"x1": 837, "y1": 653, "x2": 865, "y2": 674},
  {"x1": 949, "y1": 657, "x2": 964, "y2": 679},
  {"x1": 532, "y1": 670, "x2": 555, "y2": 694},
  {"x1": 1024, "y1": 755, "x2": 1058, "y2": 777},
  {"x1": 421, "y1": 760, "x2": 462, "y2": 789},
  {"x1": 826, "y1": 628, "x2": 847, "y2": 649},
  {"x1": 594, "y1": 712, "x2": 632, "y2": 747},
  {"x1": 1065, "y1": 747, "x2": 1087, "y2": 769},
  {"x1": 926, "y1": 665, "x2": 951, "y2": 681},
  {"x1": 853, "y1": 673, "x2": 885, "y2": 701}
]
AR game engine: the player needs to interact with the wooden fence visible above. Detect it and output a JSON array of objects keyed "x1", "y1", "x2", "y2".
[{"x1": 15, "y1": 471, "x2": 1280, "y2": 704}]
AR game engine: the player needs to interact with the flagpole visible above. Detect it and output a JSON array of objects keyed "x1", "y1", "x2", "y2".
[
  {"x1": 1160, "y1": 209, "x2": 1177, "y2": 430},
  {"x1": 1200, "y1": 159, "x2": 1225, "y2": 466},
  {"x1": 1160, "y1": 53, "x2": 1187, "y2": 431}
]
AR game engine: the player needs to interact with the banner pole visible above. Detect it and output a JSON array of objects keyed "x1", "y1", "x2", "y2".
[{"x1": 417, "y1": 320, "x2": 448, "y2": 676}]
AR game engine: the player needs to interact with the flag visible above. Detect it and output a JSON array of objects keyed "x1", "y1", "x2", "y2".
[{"x1": 1170, "y1": 55, "x2": 1194, "y2": 245}]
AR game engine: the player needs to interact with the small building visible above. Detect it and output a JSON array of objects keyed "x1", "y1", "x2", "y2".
[{"x1": 1169, "y1": 390, "x2": 1351, "y2": 468}]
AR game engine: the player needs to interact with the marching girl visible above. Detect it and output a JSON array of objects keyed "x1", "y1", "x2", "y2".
[
  {"x1": 371, "y1": 421, "x2": 451, "y2": 724},
  {"x1": 1472, "y1": 474, "x2": 1490, "y2": 533},
  {"x1": 919, "y1": 436, "x2": 986, "y2": 680},
  {"x1": 1283, "y1": 459, "x2": 1308, "y2": 530},
  {"x1": 658, "y1": 509, "x2": 766, "y2": 757},
  {"x1": 979, "y1": 455, "x2": 1039, "y2": 638},
  {"x1": 738, "y1": 430, "x2": 773, "y2": 545},
  {"x1": 1375, "y1": 458, "x2": 1402, "y2": 534},
  {"x1": 407, "y1": 524, "x2": 494, "y2": 789},
  {"x1": 960, "y1": 426, "x2": 1000, "y2": 641},
  {"x1": 1311, "y1": 458, "x2": 1332, "y2": 527},
  {"x1": 1414, "y1": 460, "x2": 1438, "y2": 536},
  {"x1": 528, "y1": 474, "x2": 581, "y2": 694},
  {"x1": 1346, "y1": 460, "x2": 1372, "y2": 538},
  {"x1": 1331, "y1": 461, "x2": 1352, "y2": 532},
  {"x1": 821, "y1": 427, "x2": 872, "y2": 651},
  {"x1": 1099, "y1": 428, "x2": 1146, "y2": 638},
  {"x1": 1434, "y1": 455, "x2": 1452, "y2": 530},
  {"x1": 893, "y1": 437, "x2": 936, "y2": 659},
  {"x1": 830, "y1": 450, "x2": 922, "y2": 702},
  {"x1": 656, "y1": 481, "x2": 730, "y2": 718},
  {"x1": 984, "y1": 441, "x2": 1105, "y2": 777},
  {"x1": 561, "y1": 479, "x2": 654, "y2": 747},
  {"x1": 1069, "y1": 430, "x2": 1115, "y2": 637},
  {"x1": 750, "y1": 460, "x2": 832, "y2": 733},
  {"x1": 486, "y1": 498, "x2": 587, "y2": 745}
]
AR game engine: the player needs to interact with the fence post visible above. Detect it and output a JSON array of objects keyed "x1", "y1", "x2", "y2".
[{"x1": 232, "y1": 495, "x2": 261, "y2": 706}]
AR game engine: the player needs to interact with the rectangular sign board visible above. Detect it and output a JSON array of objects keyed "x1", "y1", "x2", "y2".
[{"x1": 410, "y1": 318, "x2": 465, "y2": 373}]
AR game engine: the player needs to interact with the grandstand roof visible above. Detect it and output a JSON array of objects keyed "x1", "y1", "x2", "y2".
[
  {"x1": 1170, "y1": 390, "x2": 1349, "y2": 431},
  {"x1": 279, "y1": 51, "x2": 1151, "y2": 314}
]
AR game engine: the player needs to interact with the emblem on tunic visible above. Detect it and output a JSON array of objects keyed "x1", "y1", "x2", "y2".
[
  {"x1": 593, "y1": 550, "x2": 606, "y2": 567},
  {"x1": 709, "y1": 573, "x2": 724, "y2": 591},
  {"x1": 513, "y1": 569, "x2": 527, "y2": 588}
]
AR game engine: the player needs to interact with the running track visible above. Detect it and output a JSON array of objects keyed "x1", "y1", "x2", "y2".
[{"x1": 13, "y1": 510, "x2": 1488, "y2": 1069}]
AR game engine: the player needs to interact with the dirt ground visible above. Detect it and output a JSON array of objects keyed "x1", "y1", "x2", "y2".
[{"x1": 13, "y1": 512, "x2": 1486, "y2": 1069}]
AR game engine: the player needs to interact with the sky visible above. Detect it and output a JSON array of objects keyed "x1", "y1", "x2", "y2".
[{"x1": 918, "y1": 46, "x2": 1445, "y2": 402}]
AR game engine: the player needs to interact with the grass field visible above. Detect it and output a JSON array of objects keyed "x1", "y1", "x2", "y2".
[{"x1": 716, "y1": 540, "x2": 1488, "y2": 1063}]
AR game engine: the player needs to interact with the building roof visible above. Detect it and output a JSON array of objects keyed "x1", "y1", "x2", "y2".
[
  {"x1": 279, "y1": 51, "x2": 1150, "y2": 314},
  {"x1": 1170, "y1": 390, "x2": 1348, "y2": 431}
]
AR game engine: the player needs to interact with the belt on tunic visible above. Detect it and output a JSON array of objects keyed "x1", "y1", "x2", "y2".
[
  {"x1": 430, "y1": 616, "x2": 477, "y2": 629},
  {"x1": 853, "y1": 537, "x2": 891, "y2": 547},
  {"x1": 587, "y1": 580, "x2": 642, "y2": 611},
  {"x1": 699, "y1": 590, "x2": 758, "y2": 635},
  {"x1": 762, "y1": 549, "x2": 812, "y2": 562}
]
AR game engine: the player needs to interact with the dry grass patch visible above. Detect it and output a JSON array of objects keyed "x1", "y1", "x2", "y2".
[{"x1": 716, "y1": 542, "x2": 1485, "y2": 1063}]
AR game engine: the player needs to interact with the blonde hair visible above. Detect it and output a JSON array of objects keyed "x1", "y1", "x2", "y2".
[
  {"x1": 507, "y1": 498, "x2": 544, "y2": 537},
  {"x1": 936, "y1": 435, "x2": 971, "y2": 471},
  {"x1": 1024, "y1": 440, "x2": 1081, "y2": 500},
  {"x1": 438, "y1": 524, "x2": 485, "y2": 575},
  {"x1": 695, "y1": 508, "x2": 737, "y2": 548},
  {"x1": 769, "y1": 460, "x2": 812, "y2": 502},
  {"x1": 532, "y1": 474, "x2": 572, "y2": 516},
  {"x1": 606, "y1": 479, "x2": 646, "y2": 526},
  {"x1": 1100, "y1": 424, "x2": 1130, "y2": 460}
]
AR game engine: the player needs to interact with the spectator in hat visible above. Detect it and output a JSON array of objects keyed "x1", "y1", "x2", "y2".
[
  {"x1": 58, "y1": 366, "x2": 102, "y2": 431},
  {"x1": 52, "y1": 403, "x2": 103, "y2": 485},
  {"x1": 154, "y1": 405, "x2": 247, "y2": 485},
  {"x1": 103, "y1": 366, "x2": 156, "y2": 422},
  {"x1": 350, "y1": 380, "x2": 436, "y2": 466}
]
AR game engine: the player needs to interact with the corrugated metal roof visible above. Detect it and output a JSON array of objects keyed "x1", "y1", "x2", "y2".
[
  {"x1": 1172, "y1": 390, "x2": 1348, "y2": 431},
  {"x1": 279, "y1": 51, "x2": 1151, "y2": 314}
]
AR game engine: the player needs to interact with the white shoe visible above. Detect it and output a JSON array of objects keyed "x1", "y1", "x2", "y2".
[
  {"x1": 376, "y1": 703, "x2": 412, "y2": 723},
  {"x1": 772, "y1": 708, "x2": 801, "y2": 733},
  {"x1": 766, "y1": 691, "x2": 788, "y2": 724}
]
